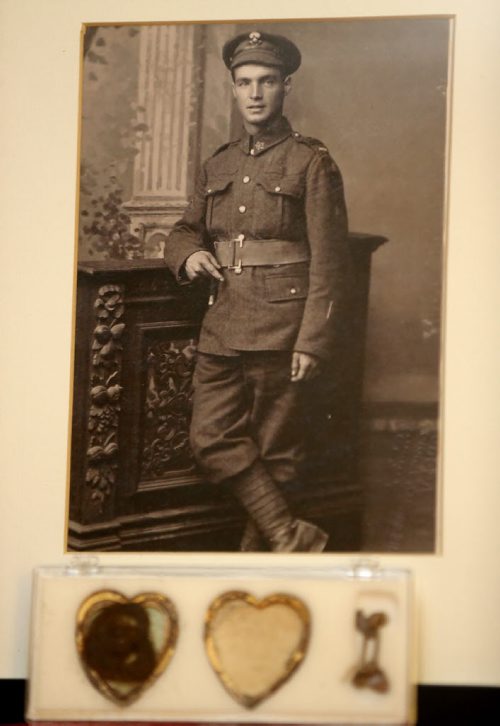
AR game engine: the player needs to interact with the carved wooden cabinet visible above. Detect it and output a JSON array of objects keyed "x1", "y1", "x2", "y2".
[{"x1": 69, "y1": 234, "x2": 385, "y2": 551}]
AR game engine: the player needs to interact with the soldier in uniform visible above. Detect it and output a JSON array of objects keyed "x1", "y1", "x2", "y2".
[{"x1": 164, "y1": 30, "x2": 349, "y2": 552}]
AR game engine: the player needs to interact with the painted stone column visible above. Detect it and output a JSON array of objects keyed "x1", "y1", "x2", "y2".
[{"x1": 123, "y1": 24, "x2": 204, "y2": 258}]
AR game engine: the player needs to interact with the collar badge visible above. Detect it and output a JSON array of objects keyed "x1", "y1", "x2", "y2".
[{"x1": 254, "y1": 140, "x2": 265, "y2": 151}]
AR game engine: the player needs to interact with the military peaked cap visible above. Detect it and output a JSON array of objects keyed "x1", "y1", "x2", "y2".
[{"x1": 222, "y1": 30, "x2": 301, "y2": 75}]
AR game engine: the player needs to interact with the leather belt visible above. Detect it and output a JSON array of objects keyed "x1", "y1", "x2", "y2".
[{"x1": 213, "y1": 236, "x2": 310, "y2": 273}]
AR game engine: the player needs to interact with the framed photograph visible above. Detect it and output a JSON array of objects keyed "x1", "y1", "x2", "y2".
[
  {"x1": 68, "y1": 16, "x2": 451, "y2": 554},
  {"x1": 2, "y1": 0, "x2": 500, "y2": 707}
]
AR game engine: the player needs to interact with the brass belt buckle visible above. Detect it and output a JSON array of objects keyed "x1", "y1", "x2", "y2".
[{"x1": 227, "y1": 234, "x2": 244, "y2": 274}]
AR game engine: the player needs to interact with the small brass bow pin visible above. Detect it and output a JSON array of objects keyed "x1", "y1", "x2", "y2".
[{"x1": 351, "y1": 610, "x2": 389, "y2": 693}]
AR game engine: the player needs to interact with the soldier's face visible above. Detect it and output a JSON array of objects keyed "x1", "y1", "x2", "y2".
[{"x1": 232, "y1": 64, "x2": 291, "y2": 129}]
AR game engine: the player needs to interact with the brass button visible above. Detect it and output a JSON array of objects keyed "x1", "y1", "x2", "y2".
[
  {"x1": 243, "y1": 176, "x2": 250, "y2": 183},
  {"x1": 238, "y1": 205, "x2": 246, "y2": 213},
  {"x1": 250, "y1": 149, "x2": 255, "y2": 156},
  {"x1": 207, "y1": 188, "x2": 212, "y2": 193},
  {"x1": 274, "y1": 185, "x2": 281, "y2": 192},
  {"x1": 290, "y1": 287, "x2": 297, "y2": 294}
]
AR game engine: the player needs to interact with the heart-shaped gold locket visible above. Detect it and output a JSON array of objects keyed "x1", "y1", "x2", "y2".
[
  {"x1": 76, "y1": 590, "x2": 178, "y2": 706},
  {"x1": 204, "y1": 590, "x2": 310, "y2": 708}
]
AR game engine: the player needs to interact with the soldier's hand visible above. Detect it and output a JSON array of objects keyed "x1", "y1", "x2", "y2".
[
  {"x1": 291, "y1": 351, "x2": 320, "y2": 382},
  {"x1": 185, "y1": 251, "x2": 224, "y2": 282}
]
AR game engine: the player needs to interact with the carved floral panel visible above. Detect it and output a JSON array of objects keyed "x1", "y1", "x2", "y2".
[{"x1": 141, "y1": 337, "x2": 198, "y2": 480}]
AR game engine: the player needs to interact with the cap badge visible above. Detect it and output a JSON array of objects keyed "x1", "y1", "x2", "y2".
[{"x1": 248, "y1": 31, "x2": 262, "y2": 46}]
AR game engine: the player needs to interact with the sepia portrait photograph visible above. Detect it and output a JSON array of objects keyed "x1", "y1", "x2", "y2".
[{"x1": 68, "y1": 16, "x2": 451, "y2": 554}]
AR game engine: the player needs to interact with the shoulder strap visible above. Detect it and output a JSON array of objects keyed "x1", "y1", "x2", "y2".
[
  {"x1": 210, "y1": 139, "x2": 239, "y2": 158},
  {"x1": 292, "y1": 131, "x2": 342, "y2": 174}
]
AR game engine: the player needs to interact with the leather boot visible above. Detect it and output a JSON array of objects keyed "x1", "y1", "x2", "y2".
[
  {"x1": 240, "y1": 518, "x2": 266, "y2": 552},
  {"x1": 269, "y1": 519, "x2": 329, "y2": 553},
  {"x1": 232, "y1": 462, "x2": 329, "y2": 553}
]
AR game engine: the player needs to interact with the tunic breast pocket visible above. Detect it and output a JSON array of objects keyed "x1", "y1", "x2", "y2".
[
  {"x1": 205, "y1": 175, "x2": 234, "y2": 232},
  {"x1": 255, "y1": 173, "x2": 305, "y2": 238}
]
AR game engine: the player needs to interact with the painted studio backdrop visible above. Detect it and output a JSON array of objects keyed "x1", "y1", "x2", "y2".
[{"x1": 69, "y1": 18, "x2": 450, "y2": 553}]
